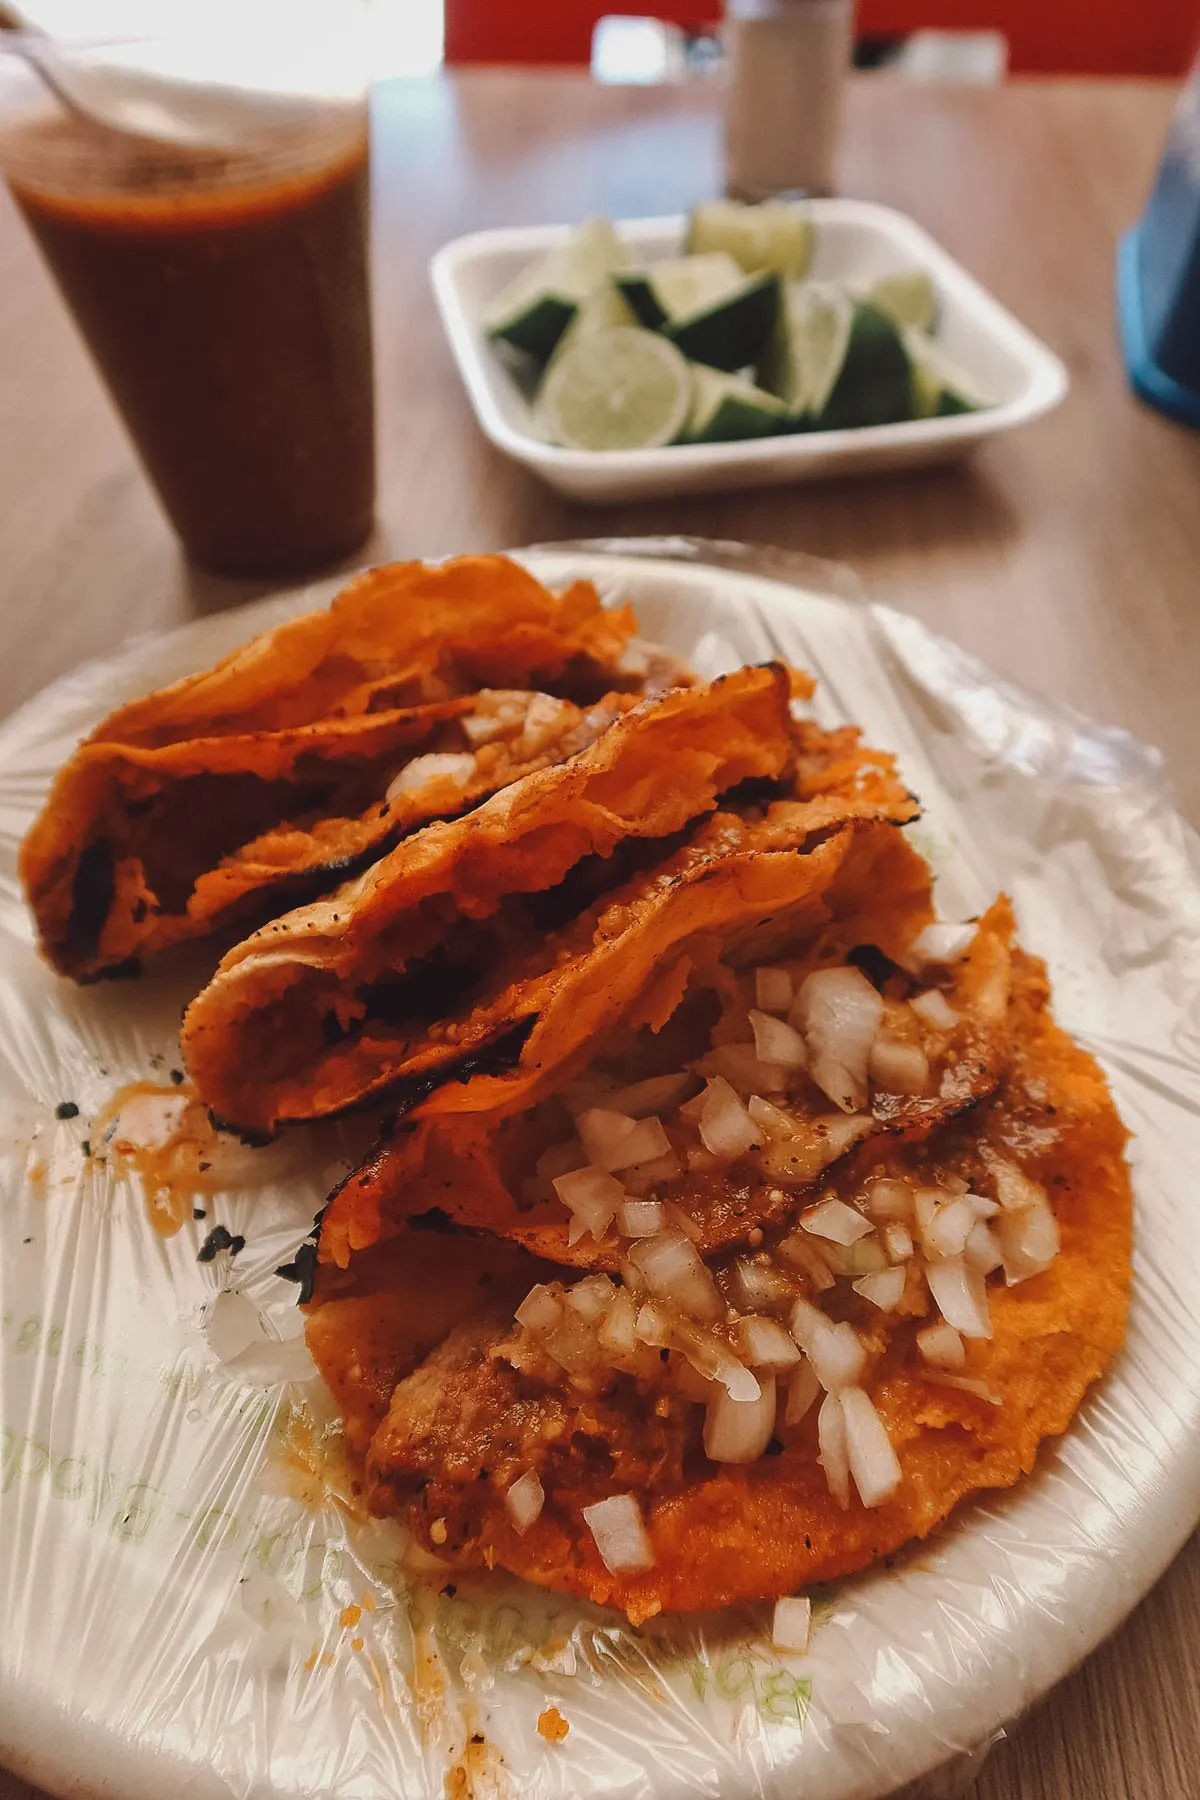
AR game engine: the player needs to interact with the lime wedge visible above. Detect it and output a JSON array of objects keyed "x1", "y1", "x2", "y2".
[
  {"x1": 903, "y1": 327, "x2": 989, "y2": 417},
  {"x1": 867, "y1": 268, "x2": 938, "y2": 332},
  {"x1": 685, "y1": 366, "x2": 792, "y2": 442},
  {"x1": 543, "y1": 278, "x2": 639, "y2": 373},
  {"x1": 666, "y1": 271, "x2": 780, "y2": 373},
  {"x1": 616, "y1": 253, "x2": 744, "y2": 330},
  {"x1": 486, "y1": 217, "x2": 634, "y2": 365},
  {"x1": 762, "y1": 285, "x2": 912, "y2": 429},
  {"x1": 537, "y1": 327, "x2": 691, "y2": 451},
  {"x1": 687, "y1": 198, "x2": 815, "y2": 279}
]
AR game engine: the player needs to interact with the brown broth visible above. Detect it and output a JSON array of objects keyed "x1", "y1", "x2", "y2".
[{"x1": 11, "y1": 127, "x2": 375, "y2": 575}]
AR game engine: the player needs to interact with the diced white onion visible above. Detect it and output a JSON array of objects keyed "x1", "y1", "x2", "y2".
[
  {"x1": 986, "y1": 1156, "x2": 1049, "y2": 1213},
  {"x1": 912, "y1": 1186, "x2": 943, "y2": 1241},
  {"x1": 564, "y1": 1275, "x2": 616, "y2": 1320},
  {"x1": 998, "y1": 1200, "x2": 1061, "y2": 1285},
  {"x1": 615, "y1": 1118, "x2": 672, "y2": 1170},
  {"x1": 963, "y1": 1219, "x2": 1004, "y2": 1275},
  {"x1": 698, "y1": 1078, "x2": 762, "y2": 1159},
  {"x1": 553, "y1": 1166, "x2": 623, "y2": 1242},
  {"x1": 791, "y1": 1304, "x2": 867, "y2": 1393},
  {"x1": 841, "y1": 1387, "x2": 902, "y2": 1507},
  {"x1": 515, "y1": 1284, "x2": 564, "y2": 1336},
  {"x1": 908, "y1": 922, "x2": 977, "y2": 968},
  {"x1": 800, "y1": 1197, "x2": 873, "y2": 1246},
  {"x1": 865, "y1": 1178, "x2": 914, "y2": 1221},
  {"x1": 734, "y1": 1315, "x2": 802, "y2": 1371},
  {"x1": 772, "y1": 1595, "x2": 811, "y2": 1653},
  {"x1": 749, "y1": 1009, "x2": 807, "y2": 1070},
  {"x1": 791, "y1": 967, "x2": 885, "y2": 1114},
  {"x1": 911, "y1": 989, "x2": 959, "y2": 1031},
  {"x1": 730, "y1": 1256, "x2": 793, "y2": 1312},
  {"x1": 704, "y1": 1374, "x2": 777, "y2": 1464},
  {"x1": 505, "y1": 1470, "x2": 545, "y2": 1535},
  {"x1": 817, "y1": 1391, "x2": 851, "y2": 1509},
  {"x1": 618, "y1": 1199, "x2": 666, "y2": 1238},
  {"x1": 755, "y1": 967, "x2": 794, "y2": 1014},
  {"x1": 387, "y1": 751, "x2": 475, "y2": 801},
  {"x1": 923, "y1": 1196, "x2": 976, "y2": 1260},
  {"x1": 576, "y1": 1108, "x2": 669, "y2": 1173},
  {"x1": 883, "y1": 1223, "x2": 914, "y2": 1263},
  {"x1": 634, "y1": 1300, "x2": 672, "y2": 1346},
  {"x1": 916, "y1": 1321, "x2": 965, "y2": 1368},
  {"x1": 966, "y1": 1192, "x2": 1001, "y2": 1219},
  {"x1": 852, "y1": 1266, "x2": 907, "y2": 1311},
  {"x1": 582, "y1": 1494, "x2": 655, "y2": 1572},
  {"x1": 925, "y1": 1255, "x2": 993, "y2": 1340},
  {"x1": 868, "y1": 1036, "x2": 930, "y2": 1097},
  {"x1": 628, "y1": 1231, "x2": 724, "y2": 1323},
  {"x1": 597, "y1": 1287, "x2": 639, "y2": 1359},
  {"x1": 746, "y1": 1094, "x2": 797, "y2": 1141},
  {"x1": 605, "y1": 1072, "x2": 697, "y2": 1118},
  {"x1": 785, "y1": 1358, "x2": 822, "y2": 1424},
  {"x1": 705, "y1": 1043, "x2": 790, "y2": 1097}
]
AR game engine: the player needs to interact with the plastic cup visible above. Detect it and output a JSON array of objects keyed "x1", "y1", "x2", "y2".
[{"x1": 0, "y1": 12, "x2": 376, "y2": 576}]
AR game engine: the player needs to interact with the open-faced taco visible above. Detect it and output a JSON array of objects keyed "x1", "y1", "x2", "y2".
[{"x1": 354, "y1": 949, "x2": 1131, "y2": 1621}]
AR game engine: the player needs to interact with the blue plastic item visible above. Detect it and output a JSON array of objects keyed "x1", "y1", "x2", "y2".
[{"x1": 1117, "y1": 64, "x2": 1200, "y2": 430}]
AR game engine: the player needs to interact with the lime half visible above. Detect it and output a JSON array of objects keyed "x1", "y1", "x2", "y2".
[
  {"x1": 687, "y1": 198, "x2": 814, "y2": 279},
  {"x1": 538, "y1": 327, "x2": 691, "y2": 451}
]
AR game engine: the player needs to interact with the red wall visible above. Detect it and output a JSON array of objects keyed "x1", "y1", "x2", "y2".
[{"x1": 445, "y1": 0, "x2": 1199, "y2": 74}]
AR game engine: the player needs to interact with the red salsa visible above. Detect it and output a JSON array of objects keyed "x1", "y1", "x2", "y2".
[{"x1": 10, "y1": 119, "x2": 375, "y2": 576}]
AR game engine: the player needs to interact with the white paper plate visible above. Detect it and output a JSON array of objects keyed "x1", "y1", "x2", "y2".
[
  {"x1": 1, "y1": 540, "x2": 1198, "y2": 1800},
  {"x1": 430, "y1": 205, "x2": 1069, "y2": 501}
]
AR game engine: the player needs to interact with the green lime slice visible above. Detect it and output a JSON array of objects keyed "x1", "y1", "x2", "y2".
[
  {"x1": 759, "y1": 280, "x2": 847, "y2": 415},
  {"x1": 543, "y1": 278, "x2": 640, "y2": 376},
  {"x1": 486, "y1": 217, "x2": 634, "y2": 366},
  {"x1": 867, "y1": 268, "x2": 938, "y2": 332},
  {"x1": 537, "y1": 326, "x2": 692, "y2": 451},
  {"x1": 666, "y1": 271, "x2": 780, "y2": 373},
  {"x1": 762, "y1": 285, "x2": 913, "y2": 429},
  {"x1": 687, "y1": 198, "x2": 815, "y2": 279},
  {"x1": 685, "y1": 365, "x2": 792, "y2": 442},
  {"x1": 903, "y1": 327, "x2": 989, "y2": 417},
  {"x1": 616, "y1": 253, "x2": 744, "y2": 330}
]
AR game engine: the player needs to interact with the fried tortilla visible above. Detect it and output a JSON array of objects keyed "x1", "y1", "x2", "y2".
[
  {"x1": 182, "y1": 665, "x2": 801, "y2": 1134},
  {"x1": 305, "y1": 1222, "x2": 553, "y2": 1456},
  {"x1": 22, "y1": 555, "x2": 655, "y2": 979},
  {"x1": 364, "y1": 950, "x2": 1132, "y2": 1620},
  {"x1": 317, "y1": 815, "x2": 978, "y2": 1270}
]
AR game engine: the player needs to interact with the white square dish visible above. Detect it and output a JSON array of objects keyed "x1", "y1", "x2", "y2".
[{"x1": 430, "y1": 202, "x2": 1069, "y2": 502}]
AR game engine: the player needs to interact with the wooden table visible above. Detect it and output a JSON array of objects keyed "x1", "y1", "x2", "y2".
[{"x1": 1, "y1": 67, "x2": 1198, "y2": 1800}]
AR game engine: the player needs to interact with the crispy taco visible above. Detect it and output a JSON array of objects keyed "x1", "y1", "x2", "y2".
[
  {"x1": 352, "y1": 948, "x2": 1131, "y2": 1621},
  {"x1": 182, "y1": 665, "x2": 807, "y2": 1134},
  {"x1": 22, "y1": 555, "x2": 661, "y2": 980}
]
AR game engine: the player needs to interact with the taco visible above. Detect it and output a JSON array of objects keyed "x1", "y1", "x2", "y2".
[
  {"x1": 22, "y1": 555, "x2": 657, "y2": 979},
  {"x1": 182, "y1": 665, "x2": 803, "y2": 1134},
  {"x1": 359, "y1": 949, "x2": 1131, "y2": 1621}
]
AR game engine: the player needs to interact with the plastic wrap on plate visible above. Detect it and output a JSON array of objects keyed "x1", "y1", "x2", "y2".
[{"x1": 1, "y1": 539, "x2": 1198, "y2": 1800}]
